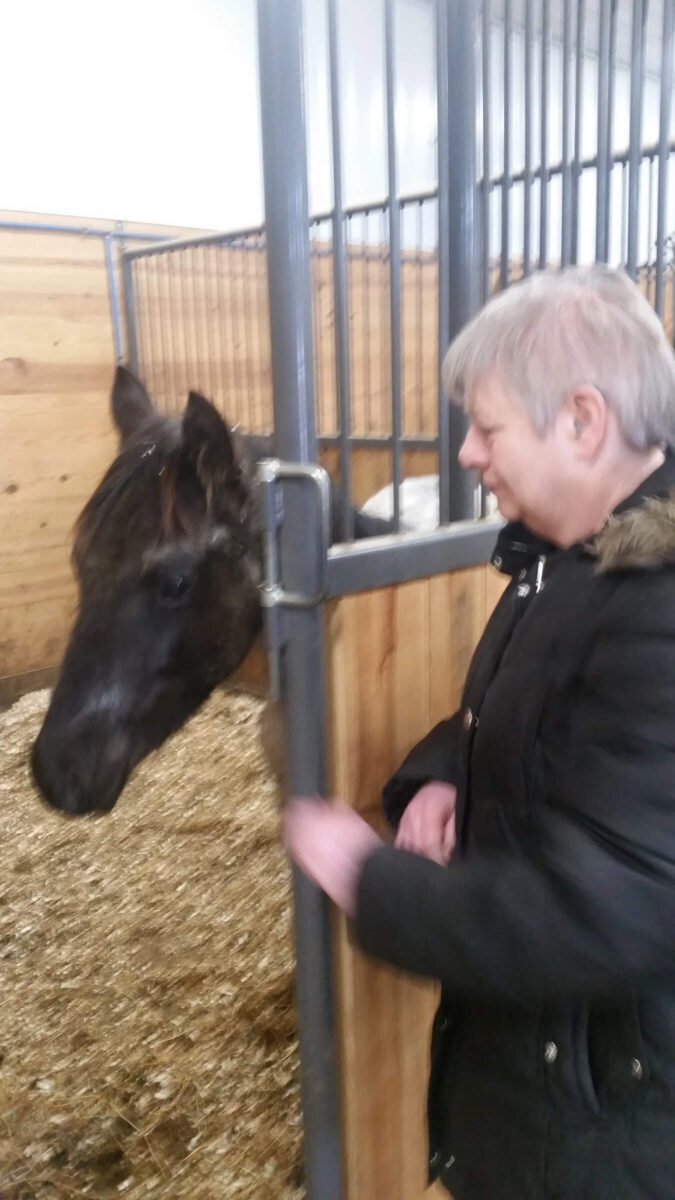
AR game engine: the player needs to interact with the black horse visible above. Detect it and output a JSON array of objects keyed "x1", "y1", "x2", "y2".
[{"x1": 31, "y1": 368, "x2": 392, "y2": 816}]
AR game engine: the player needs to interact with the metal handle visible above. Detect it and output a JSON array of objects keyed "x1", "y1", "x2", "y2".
[{"x1": 256, "y1": 458, "x2": 332, "y2": 608}]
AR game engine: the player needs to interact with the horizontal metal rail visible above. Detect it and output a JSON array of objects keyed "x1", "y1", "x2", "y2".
[{"x1": 326, "y1": 518, "x2": 502, "y2": 596}]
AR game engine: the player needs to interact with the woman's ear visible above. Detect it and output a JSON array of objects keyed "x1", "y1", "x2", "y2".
[{"x1": 561, "y1": 385, "x2": 607, "y2": 458}]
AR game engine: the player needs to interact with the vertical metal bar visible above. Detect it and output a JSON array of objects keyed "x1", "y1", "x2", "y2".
[
  {"x1": 626, "y1": 0, "x2": 647, "y2": 280},
  {"x1": 364, "y1": 212, "x2": 373, "y2": 434},
  {"x1": 178, "y1": 248, "x2": 192, "y2": 399},
  {"x1": 138, "y1": 260, "x2": 155, "y2": 386},
  {"x1": 121, "y1": 252, "x2": 139, "y2": 373},
  {"x1": 523, "y1": 0, "x2": 533, "y2": 277},
  {"x1": 327, "y1": 0, "x2": 353, "y2": 539},
  {"x1": 255, "y1": 5, "x2": 341, "y2": 1200},
  {"x1": 212, "y1": 246, "x2": 229, "y2": 417},
  {"x1": 201, "y1": 246, "x2": 217, "y2": 408},
  {"x1": 560, "y1": 0, "x2": 573, "y2": 266},
  {"x1": 571, "y1": 0, "x2": 585, "y2": 264},
  {"x1": 539, "y1": 0, "x2": 551, "y2": 267},
  {"x1": 621, "y1": 160, "x2": 629, "y2": 264},
  {"x1": 436, "y1": 0, "x2": 451, "y2": 523},
  {"x1": 241, "y1": 239, "x2": 256, "y2": 430},
  {"x1": 501, "y1": 0, "x2": 512, "y2": 290},
  {"x1": 439, "y1": 0, "x2": 479, "y2": 521},
  {"x1": 384, "y1": 0, "x2": 402, "y2": 531},
  {"x1": 655, "y1": 0, "x2": 674, "y2": 317},
  {"x1": 481, "y1": 0, "x2": 492, "y2": 301},
  {"x1": 647, "y1": 155, "x2": 655, "y2": 301},
  {"x1": 596, "y1": 0, "x2": 618, "y2": 262},
  {"x1": 416, "y1": 200, "x2": 424, "y2": 432},
  {"x1": 105, "y1": 235, "x2": 124, "y2": 364},
  {"x1": 164, "y1": 251, "x2": 181, "y2": 411}
]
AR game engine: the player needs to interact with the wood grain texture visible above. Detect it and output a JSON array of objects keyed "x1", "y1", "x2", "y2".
[{"x1": 325, "y1": 564, "x2": 505, "y2": 1200}]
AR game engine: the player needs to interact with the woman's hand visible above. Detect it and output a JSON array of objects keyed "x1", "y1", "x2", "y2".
[
  {"x1": 394, "y1": 780, "x2": 457, "y2": 864},
  {"x1": 283, "y1": 797, "x2": 383, "y2": 917}
]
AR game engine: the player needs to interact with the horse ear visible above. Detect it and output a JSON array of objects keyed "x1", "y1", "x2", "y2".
[
  {"x1": 111, "y1": 366, "x2": 154, "y2": 442},
  {"x1": 182, "y1": 391, "x2": 238, "y2": 479}
]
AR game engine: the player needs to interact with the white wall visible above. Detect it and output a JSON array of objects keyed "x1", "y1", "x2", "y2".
[{"x1": 1, "y1": 0, "x2": 671, "y2": 264}]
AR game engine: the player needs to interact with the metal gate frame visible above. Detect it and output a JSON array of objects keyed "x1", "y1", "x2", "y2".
[{"x1": 255, "y1": 2, "x2": 492, "y2": 1197}]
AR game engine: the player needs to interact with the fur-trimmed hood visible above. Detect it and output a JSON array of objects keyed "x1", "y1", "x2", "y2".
[
  {"x1": 591, "y1": 489, "x2": 675, "y2": 572},
  {"x1": 492, "y1": 453, "x2": 675, "y2": 578}
]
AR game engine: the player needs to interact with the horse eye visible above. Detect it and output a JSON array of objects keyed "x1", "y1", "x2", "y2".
[{"x1": 159, "y1": 573, "x2": 193, "y2": 605}]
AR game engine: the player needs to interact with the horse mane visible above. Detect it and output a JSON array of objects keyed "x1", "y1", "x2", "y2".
[{"x1": 73, "y1": 416, "x2": 230, "y2": 559}]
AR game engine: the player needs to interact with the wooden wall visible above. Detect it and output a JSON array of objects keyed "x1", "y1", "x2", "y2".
[
  {"x1": 0, "y1": 212, "x2": 211, "y2": 705},
  {"x1": 325, "y1": 563, "x2": 507, "y2": 1200}
]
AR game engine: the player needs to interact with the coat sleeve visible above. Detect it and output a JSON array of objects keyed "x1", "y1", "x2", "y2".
[
  {"x1": 381, "y1": 712, "x2": 462, "y2": 827},
  {"x1": 356, "y1": 580, "x2": 675, "y2": 1001}
]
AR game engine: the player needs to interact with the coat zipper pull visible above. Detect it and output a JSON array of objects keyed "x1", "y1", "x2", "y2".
[{"x1": 535, "y1": 555, "x2": 546, "y2": 593}]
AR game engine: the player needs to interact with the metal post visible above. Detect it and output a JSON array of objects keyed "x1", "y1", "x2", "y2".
[
  {"x1": 540, "y1": 0, "x2": 551, "y2": 267},
  {"x1": 384, "y1": 0, "x2": 403, "y2": 530},
  {"x1": 626, "y1": 0, "x2": 647, "y2": 280},
  {"x1": 121, "y1": 253, "x2": 139, "y2": 373},
  {"x1": 560, "y1": 0, "x2": 573, "y2": 267},
  {"x1": 523, "y1": 0, "x2": 533, "y2": 276},
  {"x1": 255, "y1": 3, "x2": 342, "y2": 1200},
  {"x1": 441, "y1": 0, "x2": 480, "y2": 521},
  {"x1": 571, "y1": 0, "x2": 585, "y2": 264},
  {"x1": 104, "y1": 235, "x2": 124, "y2": 364},
  {"x1": 655, "y1": 0, "x2": 674, "y2": 317},
  {"x1": 327, "y1": 0, "x2": 354, "y2": 540},
  {"x1": 501, "y1": 0, "x2": 512, "y2": 291}
]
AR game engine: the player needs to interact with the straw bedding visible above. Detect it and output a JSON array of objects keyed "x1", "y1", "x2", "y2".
[{"x1": 0, "y1": 688, "x2": 302, "y2": 1199}]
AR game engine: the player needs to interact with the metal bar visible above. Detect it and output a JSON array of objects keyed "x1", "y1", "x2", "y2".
[
  {"x1": 571, "y1": 0, "x2": 585, "y2": 263},
  {"x1": 178, "y1": 248, "x2": 193, "y2": 400},
  {"x1": 163, "y1": 251, "x2": 181, "y2": 411},
  {"x1": 444, "y1": 0, "x2": 479, "y2": 520},
  {"x1": 416, "y1": 200, "x2": 424, "y2": 432},
  {"x1": 104, "y1": 235, "x2": 123, "y2": 364},
  {"x1": 364, "y1": 212, "x2": 374, "y2": 434},
  {"x1": 626, "y1": 0, "x2": 648, "y2": 279},
  {"x1": 540, "y1": 0, "x2": 551, "y2": 267},
  {"x1": 595, "y1": 0, "x2": 611, "y2": 261},
  {"x1": 255, "y1": 5, "x2": 341, "y2": 1200},
  {"x1": 523, "y1": 0, "x2": 533, "y2": 276},
  {"x1": 436, "y1": 0, "x2": 451, "y2": 523},
  {"x1": 201, "y1": 246, "x2": 218, "y2": 409},
  {"x1": 327, "y1": 0, "x2": 353, "y2": 539},
  {"x1": 655, "y1": 0, "x2": 674, "y2": 317},
  {"x1": 0, "y1": 218, "x2": 170, "y2": 242},
  {"x1": 560, "y1": 0, "x2": 573, "y2": 267},
  {"x1": 327, "y1": 519, "x2": 502, "y2": 597},
  {"x1": 501, "y1": 0, "x2": 512, "y2": 290},
  {"x1": 122, "y1": 223, "x2": 265, "y2": 261},
  {"x1": 481, "y1": 0, "x2": 492, "y2": 301},
  {"x1": 384, "y1": 0, "x2": 403, "y2": 531},
  {"x1": 121, "y1": 253, "x2": 139, "y2": 373},
  {"x1": 319, "y1": 433, "x2": 439, "y2": 449},
  {"x1": 212, "y1": 245, "x2": 229, "y2": 415}
]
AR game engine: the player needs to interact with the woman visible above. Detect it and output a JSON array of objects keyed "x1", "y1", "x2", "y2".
[{"x1": 284, "y1": 265, "x2": 675, "y2": 1199}]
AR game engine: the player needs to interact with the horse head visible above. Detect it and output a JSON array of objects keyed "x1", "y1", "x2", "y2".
[{"x1": 31, "y1": 368, "x2": 264, "y2": 815}]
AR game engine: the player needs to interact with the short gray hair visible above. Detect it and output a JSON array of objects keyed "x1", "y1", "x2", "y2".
[{"x1": 442, "y1": 265, "x2": 675, "y2": 450}]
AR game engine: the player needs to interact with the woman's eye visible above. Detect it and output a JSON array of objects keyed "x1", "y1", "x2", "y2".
[{"x1": 159, "y1": 573, "x2": 193, "y2": 605}]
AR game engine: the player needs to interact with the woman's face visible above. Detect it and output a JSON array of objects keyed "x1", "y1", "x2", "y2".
[{"x1": 458, "y1": 373, "x2": 576, "y2": 543}]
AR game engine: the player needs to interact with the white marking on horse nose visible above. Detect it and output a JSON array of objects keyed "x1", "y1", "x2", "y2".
[{"x1": 77, "y1": 683, "x2": 129, "y2": 721}]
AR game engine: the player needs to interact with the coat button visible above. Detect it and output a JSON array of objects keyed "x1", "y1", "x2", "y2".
[
  {"x1": 544, "y1": 1041, "x2": 558, "y2": 1064},
  {"x1": 631, "y1": 1057, "x2": 643, "y2": 1080},
  {"x1": 462, "y1": 707, "x2": 474, "y2": 731},
  {"x1": 517, "y1": 582, "x2": 531, "y2": 597}
]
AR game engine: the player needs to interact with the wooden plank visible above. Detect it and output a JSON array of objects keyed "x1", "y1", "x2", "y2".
[{"x1": 326, "y1": 567, "x2": 492, "y2": 1200}]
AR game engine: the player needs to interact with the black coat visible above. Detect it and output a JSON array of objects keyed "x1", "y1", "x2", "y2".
[{"x1": 355, "y1": 454, "x2": 675, "y2": 1200}]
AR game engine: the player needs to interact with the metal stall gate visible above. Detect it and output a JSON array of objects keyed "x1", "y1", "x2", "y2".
[{"x1": 119, "y1": 2, "x2": 674, "y2": 1197}]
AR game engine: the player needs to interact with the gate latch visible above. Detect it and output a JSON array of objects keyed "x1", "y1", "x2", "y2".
[{"x1": 256, "y1": 458, "x2": 332, "y2": 609}]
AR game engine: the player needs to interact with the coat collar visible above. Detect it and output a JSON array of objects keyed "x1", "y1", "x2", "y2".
[{"x1": 492, "y1": 451, "x2": 675, "y2": 577}]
